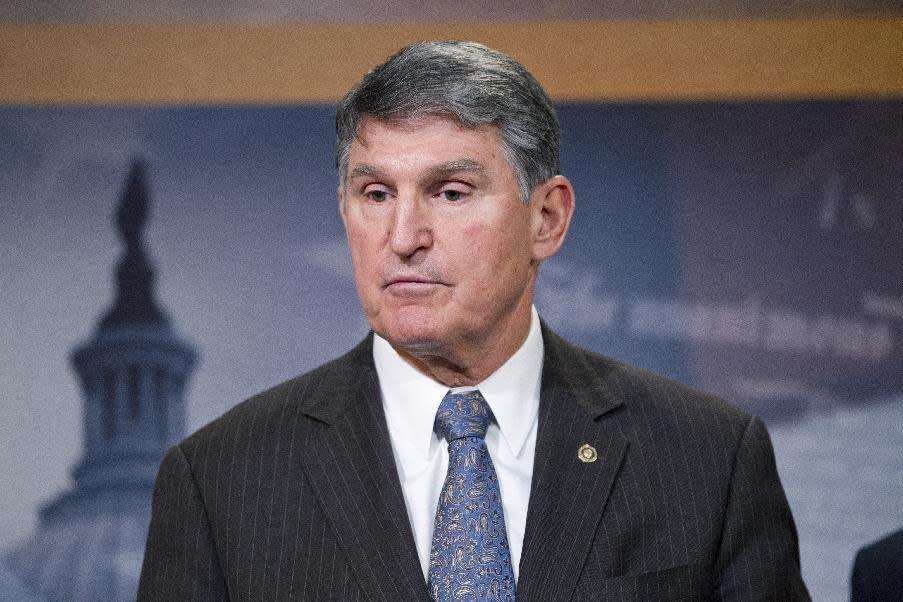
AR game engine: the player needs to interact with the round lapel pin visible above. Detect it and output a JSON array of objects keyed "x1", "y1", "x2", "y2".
[{"x1": 577, "y1": 443, "x2": 598, "y2": 463}]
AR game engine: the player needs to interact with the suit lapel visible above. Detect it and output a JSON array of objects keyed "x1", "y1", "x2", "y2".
[
  {"x1": 297, "y1": 336, "x2": 430, "y2": 600},
  {"x1": 293, "y1": 327, "x2": 629, "y2": 600},
  {"x1": 517, "y1": 326, "x2": 628, "y2": 600}
]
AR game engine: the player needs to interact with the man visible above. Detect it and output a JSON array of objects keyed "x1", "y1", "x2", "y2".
[{"x1": 139, "y1": 41, "x2": 809, "y2": 600}]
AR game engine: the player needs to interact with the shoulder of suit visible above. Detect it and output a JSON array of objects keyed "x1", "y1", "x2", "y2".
[
  {"x1": 542, "y1": 325, "x2": 752, "y2": 431},
  {"x1": 178, "y1": 334, "x2": 373, "y2": 452}
]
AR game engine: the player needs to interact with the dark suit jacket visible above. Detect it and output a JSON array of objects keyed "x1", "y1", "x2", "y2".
[
  {"x1": 850, "y1": 528, "x2": 903, "y2": 601},
  {"x1": 138, "y1": 326, "x2": 809, "y2": 600}
]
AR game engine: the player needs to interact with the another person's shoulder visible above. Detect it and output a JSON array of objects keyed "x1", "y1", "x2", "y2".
[
  {"x1": 851, "y1": 528, "x2": 903, "y2": 600},
  {"x1": 854, "y1": 527, "x2": 903, "y2": 571}
]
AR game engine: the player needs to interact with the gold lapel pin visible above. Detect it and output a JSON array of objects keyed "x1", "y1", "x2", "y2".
[{"x1": 577, "y1": 443, "x2": 597, "y2": 463}]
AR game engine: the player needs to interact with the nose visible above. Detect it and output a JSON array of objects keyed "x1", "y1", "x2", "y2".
[{"x1": 388, "y1": 195, "x2": 433, "y2": 258}]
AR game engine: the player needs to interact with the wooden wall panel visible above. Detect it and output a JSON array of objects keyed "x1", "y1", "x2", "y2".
[{"x1": 2, "y1": 18, "x2": 902, "y2": 103}]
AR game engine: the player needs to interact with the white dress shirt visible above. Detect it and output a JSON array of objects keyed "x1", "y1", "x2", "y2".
[{"x1": 373, "y1": 307, "x2": 543, "y2": 581}]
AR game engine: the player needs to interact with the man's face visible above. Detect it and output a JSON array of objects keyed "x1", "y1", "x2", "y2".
[{"x1": 340, "y1": 115, "x2": 538, "y2": 360}]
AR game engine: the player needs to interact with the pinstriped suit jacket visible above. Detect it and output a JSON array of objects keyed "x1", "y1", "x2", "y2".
[{"x1": 138, "y1": 325, "x2": 809, "y2": 600}]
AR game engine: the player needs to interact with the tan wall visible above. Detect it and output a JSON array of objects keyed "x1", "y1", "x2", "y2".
[{"x1": 2, "y1": 18, "x2": 902, "y2": 104}]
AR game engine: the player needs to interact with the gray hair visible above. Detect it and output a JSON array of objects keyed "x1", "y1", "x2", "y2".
[{"x1": 335, "y1": 40, "x2": 560, "y2": 202}]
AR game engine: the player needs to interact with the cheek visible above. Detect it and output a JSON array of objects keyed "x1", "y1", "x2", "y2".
[
  {"x1": 347, "y1": 253, "x2": 381, "y2": 306},
  {"x1": 346, "y1": 224, "x2": 378, "y2": 267},
  {"x1": 459, "y1": 223, "x2": 496, "y2": 269},
  {"x1": 459, "y1": 223, "x2": 526, "y2": 282}
]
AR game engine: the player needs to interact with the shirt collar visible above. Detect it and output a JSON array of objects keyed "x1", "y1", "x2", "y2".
[{"x1": 374, "y1": 306, "x2": 544, "y2": 462}]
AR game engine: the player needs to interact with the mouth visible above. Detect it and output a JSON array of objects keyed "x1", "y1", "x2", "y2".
[{"x1": 383, "y1": 275, "x2": 446, "y2": 295}]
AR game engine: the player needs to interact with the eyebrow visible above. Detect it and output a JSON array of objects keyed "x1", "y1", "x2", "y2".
[
  {"x1": 348, "y1": 163, "x2": 386, "y2": 179},
  {"x1": 425, "y1": 159, "x2": 487, "y2": 179},
  {"x1": 348, "y1": 159, "x2": 487, "y2": 183}
]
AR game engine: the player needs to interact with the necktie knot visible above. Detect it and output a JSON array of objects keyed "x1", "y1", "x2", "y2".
[{"x1": 434, "y1": 390, "x2": 492, "y2": 443}]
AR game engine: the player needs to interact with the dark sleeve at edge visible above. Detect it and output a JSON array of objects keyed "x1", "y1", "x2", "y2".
[
  {"x1": 138, "y1": 444, "x2": 228, "y2": 601},
  {"x1": 716, "y1": 416, "x2": 811, "y2": 601}
]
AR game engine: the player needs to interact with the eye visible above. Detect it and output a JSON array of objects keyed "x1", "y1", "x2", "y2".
[
  {"x1": 440, "y1": 189, "x2": 464, "y2": 202},
  {"x1": 365, "y1": 190, "x2": 388, "y2": 203}
]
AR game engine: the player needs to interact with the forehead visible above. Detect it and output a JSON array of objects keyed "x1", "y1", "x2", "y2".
[{"x1": 349, "y1": 115, "x2": 507, "y2": 169}]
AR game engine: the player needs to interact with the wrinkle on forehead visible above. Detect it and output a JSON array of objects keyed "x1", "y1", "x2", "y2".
[
  {"x1": 353, "y1": 114, "x2": 502, "y2": 153},
  {"x1": 346, "y1": 115, "x2": 514, "y2": 193},
  {"x1": 357, "y1": 112, "x2": 495, "y2": 136}
]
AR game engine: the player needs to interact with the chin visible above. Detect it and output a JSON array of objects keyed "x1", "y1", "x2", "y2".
[
  {"x1": 377, "y1": 313, "x2": 449, "y2": 354},
  {"x1": 382, "y1": 325, "x2": 443, "y2": 352}
]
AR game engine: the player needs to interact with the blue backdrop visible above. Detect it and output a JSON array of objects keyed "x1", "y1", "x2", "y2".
[{"x1": 2, "y1": 101, "x2": 902, "y2": 600}]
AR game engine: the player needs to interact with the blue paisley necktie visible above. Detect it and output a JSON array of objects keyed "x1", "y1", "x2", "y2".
[{"x1": 428, "y1": 390, "x2": 516, "y2": 601}]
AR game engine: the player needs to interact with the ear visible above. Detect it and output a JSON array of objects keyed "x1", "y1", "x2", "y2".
[
  {"x1": 530, "y1": 175, "x2": 575, "y2": 262},
  {"x1": 338, "y1": 185, "x2": 348, "y2": 226}
]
